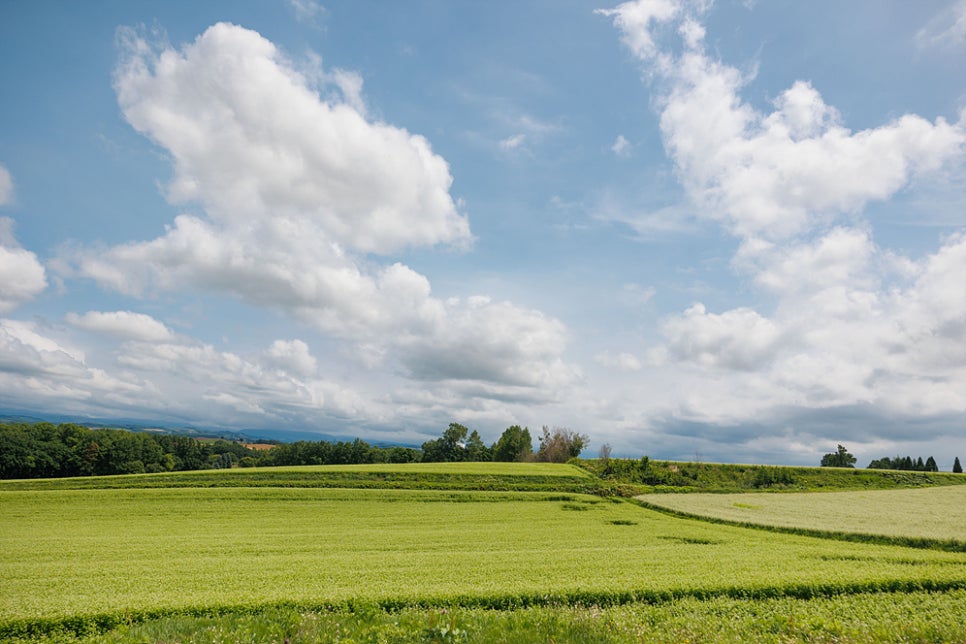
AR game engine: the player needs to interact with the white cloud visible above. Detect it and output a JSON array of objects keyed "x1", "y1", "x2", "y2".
[
  {"x1": 0, "y1": 319, "x2": 143, "y2": 409},
  {"x1": 114, "y1": 22, "x2": 470, "y2": 255},
  {"x1": 500, "y1": 133, "x2": 526, "y2": 150},
  {"x1": 0, "y1": 314, "x2": 377, "y2": 426},
  {"x1": 734, "y1": 227, "x2": 877, "y2": 294},
  {"x1": 602, "y1": 3, "x2": 966, "y2": 240},
  {"x1": 66, "y1": 310, "x2": 175, "y2": 342},
  {"x1": 288, "y1": 0, "x2": 327, "y2": 28},
  {"x1": 650, "y1": 228, "x2": 966, "y2": 424},
  {"x1": 595, "y1": 0, "x2": 682, "y2": 62},
  {"x1": 0, "y1": 165, "x2": 13, "y2": 206},
  {"x1": 917, "y1": 0, "x2": 966, "y2": 49},
  {"x1": 0, "y1": 217, "x2": 47, "y2": 313},
  {"x1": 662, "y1": 303, "x2": 781, "y2": 371},
  {"x1": 611, "y1": 134, "x2": 632, "y2": 156},
  {"x1": 262, "y1": 339, "x2": 318, "y2": 377}
]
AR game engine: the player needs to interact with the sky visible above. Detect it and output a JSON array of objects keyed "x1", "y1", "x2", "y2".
[{"x1": 1, "y1": 0, "x2": 965, "y2": 466}]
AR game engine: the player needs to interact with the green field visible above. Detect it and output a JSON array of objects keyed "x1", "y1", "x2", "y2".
[
  {"x1": 3, "y1": 462, "x2": 966, "y2": 642},
  {"x1": 640, "y1": 486, "x2": 966, "y2": 547},
  {"x1": 0, "y1": 461, "x2": 595, "y2": 493}
]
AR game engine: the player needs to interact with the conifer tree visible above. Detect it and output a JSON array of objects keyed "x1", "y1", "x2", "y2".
[{"x1": 954, "y1": 457, "x2": 963, "y2": 474}]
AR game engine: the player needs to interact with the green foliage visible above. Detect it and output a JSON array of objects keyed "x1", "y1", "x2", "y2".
[
  {"x1": 0, "y1": 423, "x2": 251, "y2": 479},
  {"x1": 422, "y1": 423, "x2": 470, "y2": 463},
  {"x1": 821, "y1": 444, "x2": 856, "y2": 468},
  {"x1": 491, "y1": 425, "x2": 532, "y2": 462},
  {"x1": 0, "y1": 422, "x2": 427, "y2": 480},
  {"x1": 577, "y1": 459, "x2": 806, "y2": 491},
  {"x1": 955, "y1": 457, "x2": 963, "y2": 474},
  {"x1": 463, "y1": 430, "x2": 490, "y2": 462}
]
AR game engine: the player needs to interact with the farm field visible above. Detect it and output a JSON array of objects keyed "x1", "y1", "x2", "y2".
[
  {"x1": 3, "y1": 463, "x2": 966, "y2": 642},
  {"x1": 0, "y1": 461, "x2": 596, "y2": 493},
  {"x1": 639, "y1": 486, "x2": 966, "y2": 547}
]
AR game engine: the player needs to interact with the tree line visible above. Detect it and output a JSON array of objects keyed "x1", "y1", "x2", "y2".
[
  {"x1": 0, "y1": 422, "x2": 418, "y2": 479},
  {"x1": 0, "y1": 421, "x2": 589, "y2": 480},
  {"x1": 821, "y1": 444, "x2": 962, "y2": 473},
  {"x1": 869, "y1": 455, "x2": 939, "y2": 472}
]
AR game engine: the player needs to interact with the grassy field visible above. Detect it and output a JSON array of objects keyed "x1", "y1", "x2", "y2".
[
  {"x1": 0, "y1": 461, "x2": 595, "y2": 493},
  {"x1": 639, "y1": 486, "x2": 966, "y2": 547},
  {"x1": 4, "y1": 462, "x2": 966, "y2": 642}
]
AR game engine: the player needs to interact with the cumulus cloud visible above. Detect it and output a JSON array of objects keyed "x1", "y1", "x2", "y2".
[
  {"x1": 66, "y1": 310, "x2": 175, "y2": 342},
  {"x1": 59, "y1": 22, "x2": 574, "y2": 403},
  {"x1": 602, "y1": 1, "x2": 966, "y2": 240},
  {"x1": 662, "y1": 303, "x2": 781, "y2": 371},
  {"x1": 113, "y1": 22, "x2": 470, "y2": 254},
  {"x1": 0, "y1": 217, "x2": 47, "y2": 313},
  {"x1": 262, "y1": 339, "x2": 318, "y2": 377},
  {"x1": 0, "y1": 165, "x2": 13, "y2": 206}
]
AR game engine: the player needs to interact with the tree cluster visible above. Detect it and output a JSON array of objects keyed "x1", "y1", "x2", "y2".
[
  {"x1": 820, "y1": 445, "x2": 857, "y2": 468},
  {"x1": 421, "y1": 424, "x2": 588, "y2": 464},
  {"x1": 0, "y1": 422, "x2": 424, "y2": 479},
  {"x1": 0, "y1": 422, "x2": 252, "y2": 479},
  {"x1": 868, "y1": 455, "x2": 939, "y2": 472}
]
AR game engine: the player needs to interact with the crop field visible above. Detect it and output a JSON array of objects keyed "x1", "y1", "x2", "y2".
[
  {"x1": 0, "y1": 462, "x2": 596, "y2": 493},
  {"x1": 640, "y1": 486, "x2": 966, "y2": 547},
  {"x1": 4, "y1": 463, "x2": 966, "y2": 642}
]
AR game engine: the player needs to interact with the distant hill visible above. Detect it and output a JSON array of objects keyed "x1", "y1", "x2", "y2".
[{"x1": 0, "y1": 409, "x2": 418, "y2": 448}]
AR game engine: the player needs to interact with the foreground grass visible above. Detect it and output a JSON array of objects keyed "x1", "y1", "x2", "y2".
[
  {"x1": 3, "y1": 487, "x2": 966, "y2": 638},
  {"x1": 640, "y1": 486, "x2": 966, "y2": 548},
  {"x1": 14, "y1": 590, "x2": 966, "y2": 643}
]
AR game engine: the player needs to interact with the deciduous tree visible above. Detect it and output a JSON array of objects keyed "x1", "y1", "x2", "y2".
[
  {"x1": 820, "y1": 444, "x2": 856, "y2": 468},
  {"x1": 492, "y1": 425, "x2": 533, "y2": 462},
  {"x1": 535, "y1": 426, "x2": 588, "y2": 463}
]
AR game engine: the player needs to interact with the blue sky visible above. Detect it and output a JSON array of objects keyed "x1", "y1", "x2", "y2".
[{"x1": 1, "y1": 0, "x2": 965, "y2": 466}]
